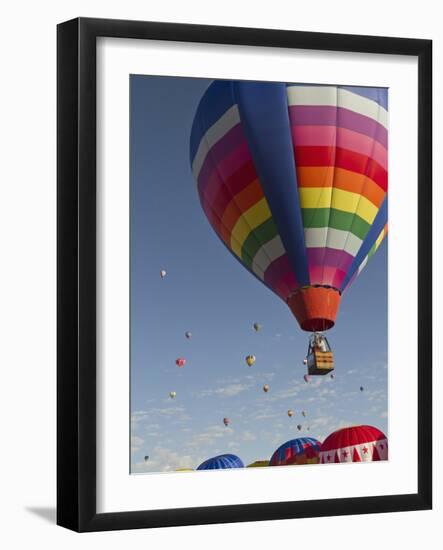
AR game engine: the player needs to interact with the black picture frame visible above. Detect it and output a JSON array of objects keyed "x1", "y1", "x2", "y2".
[{"x1": 57, "y1": 17, "x2": 432, "y2": 532}]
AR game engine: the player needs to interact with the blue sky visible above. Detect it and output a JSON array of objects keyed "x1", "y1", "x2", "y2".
[{"x1": 130, "y1": 75, "x2": 388, "y2": 473}]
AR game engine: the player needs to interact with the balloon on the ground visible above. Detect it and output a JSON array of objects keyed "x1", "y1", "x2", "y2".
[
  {"x1": 245, "y1": 355, "x2": 256, "y2": 367},
  {"x1": 319, "y1": 425, "x2": 388, "y2": 463},
  {"x1": 270, "y1": 437, "x2": 322, "y2": 466},
  {"x1": 197, "y1": 454, "x2": 244, "y2": 470},
  {"x1": 190, "y1": 82, "x2": 388, "y2": 334},
  {"x1": 175, "y1": 358, "x2": 186, "y2": 367},
  {"x1": 247, "y1": 460, "x2": 269, "y2": 467}
]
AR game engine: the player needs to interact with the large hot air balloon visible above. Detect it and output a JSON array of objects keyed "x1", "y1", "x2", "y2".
[
  {"x1": 197, "y1": 454, "x2": 244, "y2": 470},
  {"x1": 319, "y1": 425, "x2": 388, "y2": 463},
  {"x1": 190, "y1": 82, "x2": 388, "y2": 375},
  {"x1": 175, "y1": 358, "x2": 186, "y2": 368},
  {"x1": 245, "y1": 355, "x2": 256, "y2": 367},
  {"x1": 270, "y1": 437, "x2": 322, "y2": 466}
]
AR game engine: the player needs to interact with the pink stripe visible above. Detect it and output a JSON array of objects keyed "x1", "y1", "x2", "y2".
[
  {"x1": 263, "y1": 255, "x2": 298, "y2": 299},
  {"x1": 292, "y1": 126, "x2": 387, "y2": 170},
  {"x1": 307, "y1": 247, "x2": 354, "y2": 272}
]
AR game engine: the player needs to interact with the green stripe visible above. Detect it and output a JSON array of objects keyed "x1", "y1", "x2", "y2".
[
  {"x1": 241, "y1": 217, "x2": 278, "y2": 269},
  {"x1": 301, "y1": 208, "x2": 370, "y2": 241}
]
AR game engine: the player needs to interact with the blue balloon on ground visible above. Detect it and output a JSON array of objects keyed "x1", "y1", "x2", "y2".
[{"x1": 197, "y1": 453, "x2": 244, "y2": 470}]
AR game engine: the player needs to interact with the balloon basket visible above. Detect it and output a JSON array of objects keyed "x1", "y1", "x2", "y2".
[{"x1": 307, "y1": 349, "x2": 334, "y2": 375}]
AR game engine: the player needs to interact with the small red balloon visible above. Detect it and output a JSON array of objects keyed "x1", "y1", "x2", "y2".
[{"x1": 176, "y1": 358, "x2": 186, "y2": 367}]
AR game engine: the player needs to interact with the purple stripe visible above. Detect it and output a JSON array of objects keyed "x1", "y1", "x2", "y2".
[
  {"x1": 289, "y1": 106, "x2": 387, "y2": 149},
  {"x1": 306, "y1": 247, "x2": 354, "y2": 273},
  {"x1": 196, "y1": 123, "x2": 244, "y2": 174}
]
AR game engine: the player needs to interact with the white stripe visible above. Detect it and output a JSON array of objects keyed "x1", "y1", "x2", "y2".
[
  {"x1": 251, "y1": 236, "x2": 286, "y2": 280},
  {"x1": 191, "y1": 105, "x2": 240, "y2": 179},
  {"x1": 304, "y1": 227, "x2": 362, "y2": 257},
  {"x1": 287, "y1": 86, "x2": 388, "y2": 129}
]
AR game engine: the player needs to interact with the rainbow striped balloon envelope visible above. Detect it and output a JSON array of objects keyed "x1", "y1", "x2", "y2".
[
  {"x1": 190, "y1": 81, "x2": 388, "y2": 332},
  {"x1": 270, "y1": 437, "x2": 322, "y2": 466},
  {"x1": 197, "y1": 453, "x2": 244, "y2": 470}
]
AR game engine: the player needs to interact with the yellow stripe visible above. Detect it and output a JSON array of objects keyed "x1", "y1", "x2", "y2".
[
  {"x1": 375, "y1": 228, "x2": 385, "y2": 249},
  {"x1": 230, "y1": 198, "x2": 272, "y2": 257},
  {"x1": 299, "y1": 187, "x2": 378, "y2": 225},
  {"x1": 298, "y1": 186, "x2": 332, "y2": 209}
]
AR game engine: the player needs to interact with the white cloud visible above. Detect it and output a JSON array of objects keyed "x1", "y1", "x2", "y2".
[
  {"x1": 132, "y1": 446, "x2": 199, "y2": 473},
  {"x1": 131, "y1": 435, "x2": 144, "y2": 452},
  {"x1": 199, "y1": 383, "x2": 252, "y2": 398},
  {"x1": 241, "y1": 431, "x2": 257, "y2": 442},
  {"x1": 188, "y1": 425, "x2": 233, "y2": 448}
]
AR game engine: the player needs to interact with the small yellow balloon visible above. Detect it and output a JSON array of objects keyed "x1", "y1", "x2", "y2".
[{"x1": 246, "y1": 355, "x2": 256, "y2": 367}]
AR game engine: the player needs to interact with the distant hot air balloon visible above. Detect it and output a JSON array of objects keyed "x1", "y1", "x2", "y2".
[
  {"x1": 190, "y1": 82, "x2": 388, "y2": 374},
  {"x1": 160, "y1": 269, "x2": 167, "y2": 279},
  {"x1": 223, "y1": 417, "x2": 230, "y2": 427},
  {"x1": 247, "y1": 460, "x2": 269, "y2": 468},
  {"x1": 245, "y1": 355, "x2": 256, "y2": 367},
  {"x1": 169, "y1": 391, "x2": 177, "y2": 399},
  {"x1": 360, "y1": 386, "x2": 364, "y2": 392},
  {"x1": 330, "y1": 373, "x2": 335, "y2": 379},
  {"x1": 185, "y1": 331, "x2": 192, "y2": 339},
  {"x1": 253, "y1": 323, "x2": 262, "y2": 332},
  {"x1": 303, "y1": 374, "x2": 310, "y2": 383},
  {"x1": 270, "y1": 437, "x2": 321, "y2": 466},
  {"x1": 144, "y1": 455, "x2": 149, "y2": 462},
  {"x1": 263, "y1": 384, "x2": 270, "y2": 393},
  {"x1": 297, "y1": 424, "x2": 302, "y2": 431},
  {"x1": 302, "y1": 411, "x2": 307, "y2": 418},
  {"x1": 303, "y1": 358, "x2": 308, "y2": 365},
  {"x1": 176, "y1": 358, "x2": 186, "y2": 368},
  {"x1": 320, "y1": 425, "x2": 388, "y2": 463},
  {"x1": 287, "y1": 409, "x2": 294, "y2": 418},
  {"x1": 197, "y1": 454, "x2": 244, "y2": 470}
]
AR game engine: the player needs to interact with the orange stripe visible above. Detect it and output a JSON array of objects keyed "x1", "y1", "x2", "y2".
[
  {"x1": 297, "y1": 166, "x2": 385, "y2": 208},
  {"x1": 220, "y1": 179, "x2": 264, "y2": 242}
]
